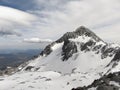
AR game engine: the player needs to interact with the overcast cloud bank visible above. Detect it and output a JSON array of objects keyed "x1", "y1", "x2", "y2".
[{"x1": 0, "y1": 0, "x2": 120, "y2": 49}]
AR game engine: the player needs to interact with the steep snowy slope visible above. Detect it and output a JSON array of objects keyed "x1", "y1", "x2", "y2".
[{"x1": 0, "y1": 26, "x2": 120, "y2": 90}]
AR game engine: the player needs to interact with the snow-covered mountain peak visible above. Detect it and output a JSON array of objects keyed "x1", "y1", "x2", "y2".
[
  {"x1": 56, "y1": 26, "x2": 102, "y2": 44},
  {"x1": 40, "y1": 26, "x2": 105, "y2": 58},
  {"x1": 74, "y1": 26, "x2": 102, "y2": 41},
  {"x1": 1, "y1": 26, "x2": 120, "y2": 90}
]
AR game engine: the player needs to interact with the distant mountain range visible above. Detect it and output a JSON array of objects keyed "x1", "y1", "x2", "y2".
[{"x1": 0, "y1": 49, "x2": 42, "y2": 70}]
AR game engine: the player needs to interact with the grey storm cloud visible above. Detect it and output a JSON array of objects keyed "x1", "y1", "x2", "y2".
[{"x1": 0, "y1": 29, "x2": 21, "y2": 36}]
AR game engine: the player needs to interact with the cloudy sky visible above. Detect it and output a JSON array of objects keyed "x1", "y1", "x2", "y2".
[{"x1": 0, "y1": 0, "x2": 120, "y2": 50}]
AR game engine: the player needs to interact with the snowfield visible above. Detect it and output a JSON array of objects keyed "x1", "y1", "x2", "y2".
[{"x1": 0, "y1": 71, "x2": 105, "y2": 90}]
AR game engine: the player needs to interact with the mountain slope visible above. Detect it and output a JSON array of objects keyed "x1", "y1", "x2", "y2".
[
  {"x1": 0, "y1": 26, "x2": 120, "y2": 90},
  {"x1": 24, "y1": 26, "x2": 120, "y2": 74}
]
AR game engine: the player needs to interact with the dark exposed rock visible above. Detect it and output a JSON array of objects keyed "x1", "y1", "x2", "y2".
[
  {"x1": 72, "y1": 86, "x2": 87, "y2": 90},
  {"x1": 62, "y1": 40, "x2": 77, "y2": 61},
  {"x1": 74, "y1": 26, "x2": 102, "y2": 42},
  {"x1": 25, "y1": 66, "x2": 34, "y2": 71},
  {"x1": 56, "y1": 32, "x2": 77, "y2": 43},
  {"x1": 45, "y1": 78, "x2": 52, "y2": 81},
  {"x1": 40, "y1": 42, "x2": 55, "y2": 56},
  {"x1": 0, "y1": 66, "x2": 18, "y2": 76},
  {"x1": 72, "y1": 72, "x2": 120, "y2": 90},
  {"x1": 56, "y1": 26, "x2": 102, "y2": 43},
  {"x1": 81, "y1": 40, "x2": 95, "y2": 51},
  {"x1": 97, "y1": 85, "x2": 119, "y2": 90},
  {"x1": 113, "y1": 49, "x2": 120, "y2": 61}
]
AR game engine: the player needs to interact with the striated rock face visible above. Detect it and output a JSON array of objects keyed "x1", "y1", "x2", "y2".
[
  {"x1": 62, "y1": 40, "x2": 77, "y2": 61},
  {"x1": 112, "y1": 49, "x2": 120, "y2": 61}
]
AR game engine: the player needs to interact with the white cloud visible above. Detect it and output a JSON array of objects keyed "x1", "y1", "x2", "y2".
[
  {"x1": 0, "y1": 6, "x2": 37, "y2": 36},
  {"x1": 23, "y1": 38, "x2": 52, "y2": 43},
  {"x1": 29, "y1": 0, "x2": 120, "y2": 43}
]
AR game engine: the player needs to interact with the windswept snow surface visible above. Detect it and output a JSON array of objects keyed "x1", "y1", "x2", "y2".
[{"x1": 0, "y1": 71, "x2": 100, "y2": 90}]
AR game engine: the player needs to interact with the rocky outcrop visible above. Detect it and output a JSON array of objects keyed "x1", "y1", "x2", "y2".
[
  {"x1": 0, "y1": 67, "x2": 18, "y2": 76},
  {"x1": 62, "y1": 40, "x2": 77, "y2": 61},
  {"x1": 72, "y1": 72, "x2": 120, "y2": 90}
]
